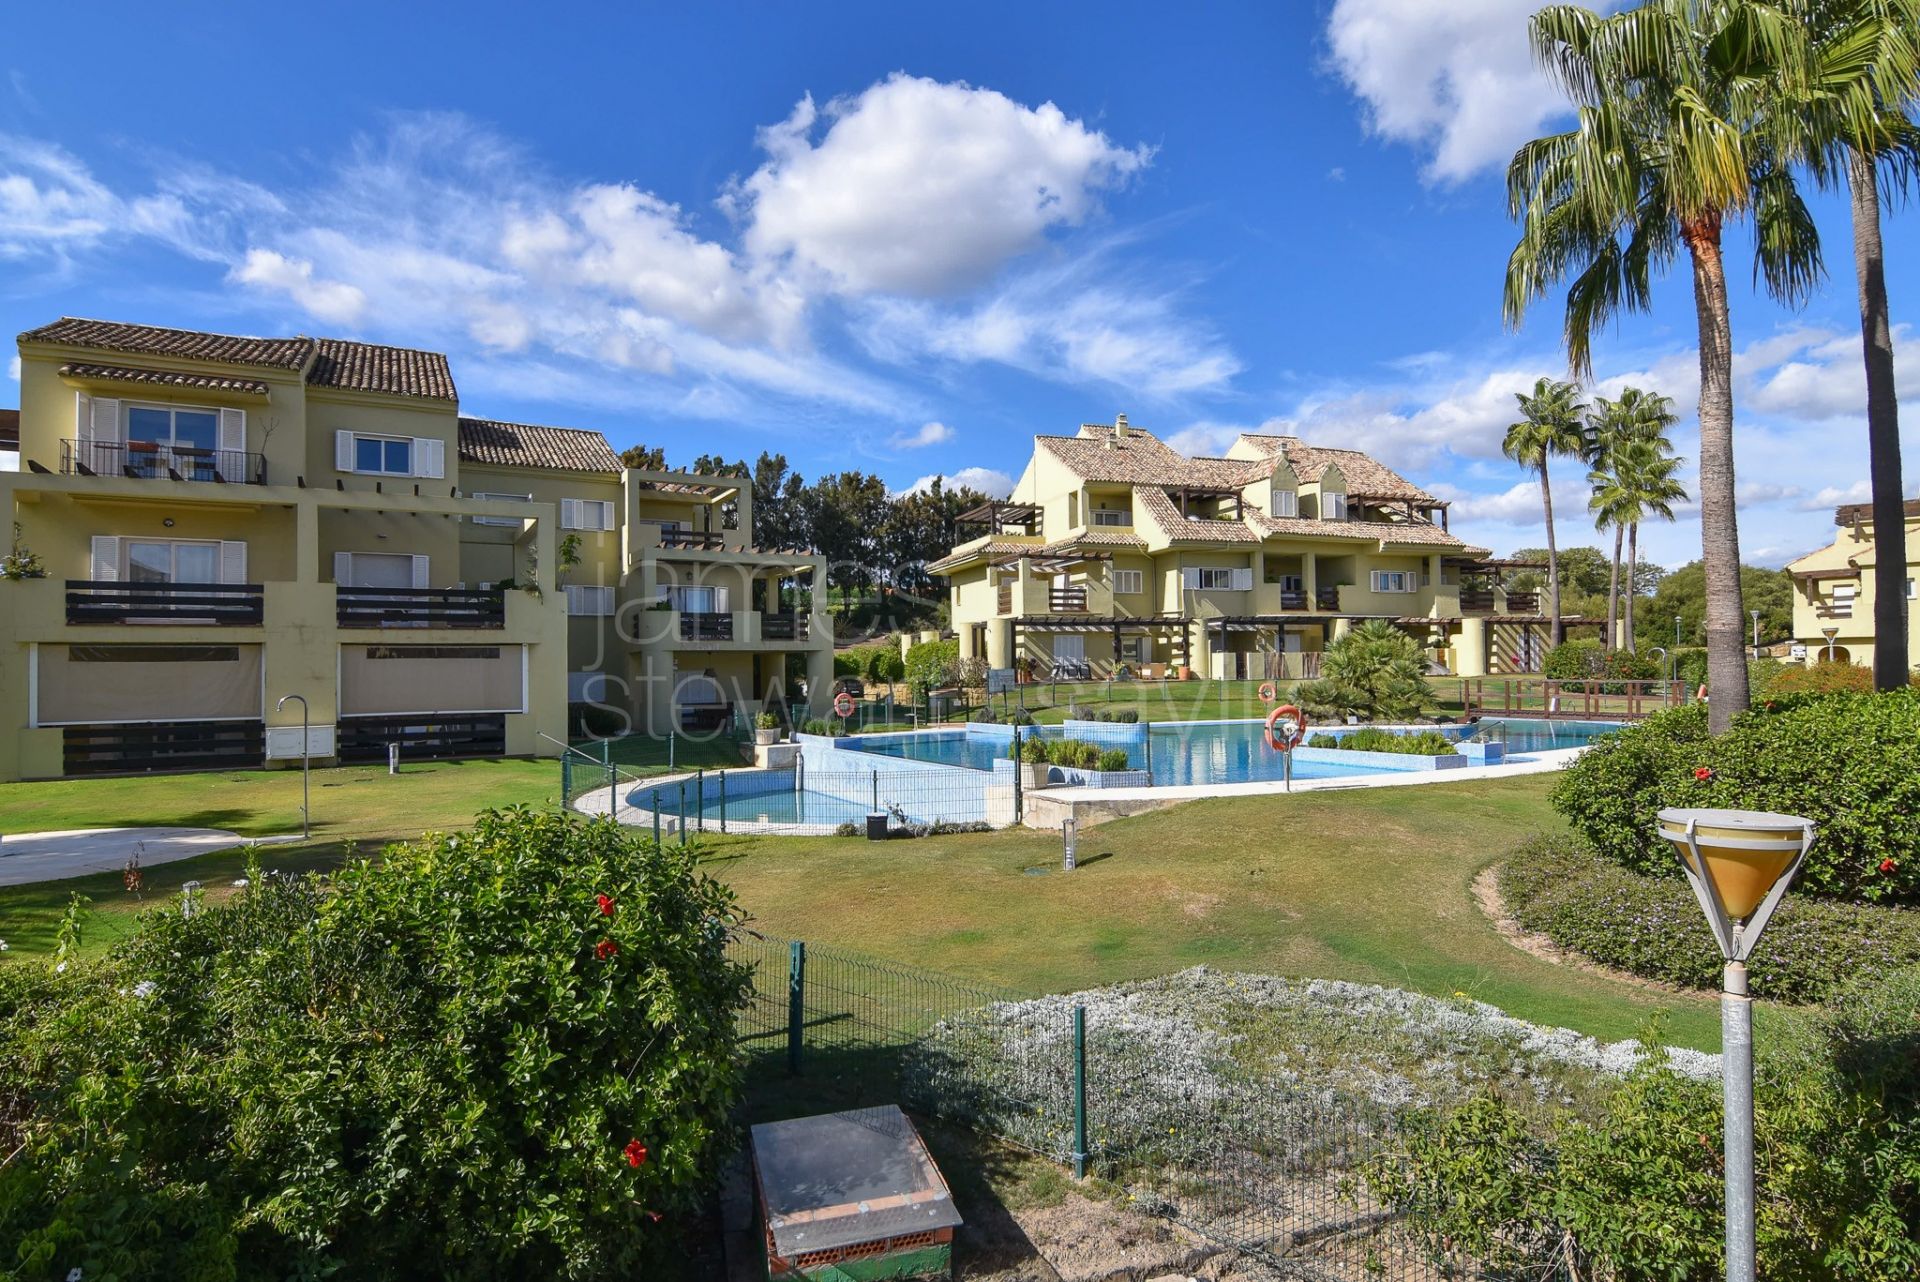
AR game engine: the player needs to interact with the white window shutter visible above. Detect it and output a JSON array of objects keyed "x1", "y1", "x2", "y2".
[
  {"x1": 219, "y1": 541, "x2": 247, "y2": 584},
  {"x1": 334, "y1": 551, "x2": 352, "y2": 584},
  {"x1": 411, "y1": 555, "x2": 430, "y2": 588},
  {"x1": 1182, "y1": 568, "x2": 1201, "y2": 590},
  {"x1": 91, "y1": 535, "x2": 119, "y2": 582},
  {"x1": 598, "y1": 500, "x2": 615, "y2": 530},
  {"x1": 91, "y1": 397, "x2": 121, "y2": 444},
  {"x1": 561, "y1": 498, "x2": 582, "y2": 529},
  {"x1": 218, "y1": 408, "x2": 246, "y2": 454},
  {"x1": 75, "y1": 391, "x2": 93, "y2": 442},
  {"x1": 713, "y1": 586, "x2": 730, "y2": 612},
  {"x1": 336, "y1": 431, "x2": 355, "y2": 471},
  {"x1": 414, "y1": 438, "x2": 444, "y2": 479},
  {"x1": 1232, "y1": 568, "x2": 1253, "y2": 591}
]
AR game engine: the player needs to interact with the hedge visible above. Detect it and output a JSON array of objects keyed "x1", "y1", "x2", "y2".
[
  {"x1": 1305, "y1": 727, "x2": 1456, "y2": 755},
  {"x1": 1550, "y1": 690, "x2": 1920, "y2": 903},
  {"x1": 1496, "y1": 835, "x2": 1920, "y2": 1002}
]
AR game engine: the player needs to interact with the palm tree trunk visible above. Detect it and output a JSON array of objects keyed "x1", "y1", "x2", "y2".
[
  {"x1": 1684, "y1": 214, "x2": 1750, "y2": 733},
  {"x1": 1605, "y1": 523, "x2": 1623, "y2": 650},
  {"x1": 1542, "y1": 455, "x2": 1563, "y2": 645},
  {"x1": 1849, "y1": 149, "x2": 1909, "y2": 689},
  {"x1": 1625, "y1": 522, "x2": 1637, "y2": 651}
]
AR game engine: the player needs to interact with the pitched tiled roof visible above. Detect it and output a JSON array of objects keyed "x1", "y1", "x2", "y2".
[
  {"x1": 458, "y1": 417, "x2": 622, "y2": 473},
  {"x1": 1834, "y1": 498, "x2": 1920, "y2": 526},
  {"x1": 21, "y1": 317, "x2": 312, "y2": 369},
  {"x1": 309, "y1": 338, "x2": 456, "y2": 401},
  {"x1": 57, "y1": 362, "x2": 270, "y2": 396},
  {"x1": 1048, "y1": 531, "x2": 1146, "y2": 550},
  {"x1": 1039, "y1": 425, "x2": 1263, "y2": 488},
  {"x1": 927, "y1": 540, "x2": 1037, "y2": 573},
  {"x1": 1135, "y1": 486, "x2": 1259, "y2": 543},
  {"x1": 1236, "y1": 433, "x2": 1438, "y2": 504}
]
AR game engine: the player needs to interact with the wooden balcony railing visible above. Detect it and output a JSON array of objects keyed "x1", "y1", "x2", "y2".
[
  {"x1": 1504, "y1": 591, "x2": 1541, "y2": 613},
  {"x1": 997, "y1": 583, "x2": 1013, "y2": 614},
  {"x1": 679, "y1": 611, "x2": 734, "y2": 641},
  {"x1": 659, "y1": 529, "x2": 728, "y2": 551},
  {"x1": 1049, "y1": 586, "x2": 1089, "y2": 612},
  {"x1": 1816, "y1": 603, "x2": 1854, "y2": 619},
  {"x1": 1460, "y1": 588, "x2": 1498, "y2": 612},
  {"x1": 761, "y1": 612, "x2": 801, "y2": 640},
  {"x1": 1315, "y1": 586, "x2": 1340, "y2": 611},
  {"x1": 66, "y1": 579, "x2": 264, "y2": 626},
  {"x1": 61, "y1": 439, "x2": 265, "y2": 485},
  {"x1": 1278, "y1": 590, "x2": 1307, "y2": 610},
  {"x1": 336, "y1": 586, "x2": 505, "y2": 629}
]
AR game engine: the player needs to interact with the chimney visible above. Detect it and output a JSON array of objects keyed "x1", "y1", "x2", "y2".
[{"x1": 1114, "y1": 412, "x2": 1129, "y2": 439}]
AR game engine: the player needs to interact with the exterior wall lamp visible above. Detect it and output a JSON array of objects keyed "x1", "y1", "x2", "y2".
[{"x1": 1656, "y1": 807, "x2": 1815, "y2": 1282}]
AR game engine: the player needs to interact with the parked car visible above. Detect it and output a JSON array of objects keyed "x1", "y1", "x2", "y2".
[{"x1": 833, "y1": 677, "x2": 865, "y2": 699}]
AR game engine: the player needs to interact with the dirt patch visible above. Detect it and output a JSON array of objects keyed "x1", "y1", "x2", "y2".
[
  {"x1": 967, "y1": 1189, "x2": 1282, "y2": 1281},
  {"x1": 1472, "y1": 865, "x2": 1694, "y2": 998}
]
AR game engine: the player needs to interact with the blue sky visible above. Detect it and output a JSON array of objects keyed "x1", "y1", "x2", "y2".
[{"x1": 3, "y1": 0, "x2": 1914, "y2": 568}]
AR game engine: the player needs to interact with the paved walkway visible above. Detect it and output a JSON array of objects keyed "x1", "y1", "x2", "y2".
[{"x1": 0, "y1": 827, "x2": 247, "y2": 887}]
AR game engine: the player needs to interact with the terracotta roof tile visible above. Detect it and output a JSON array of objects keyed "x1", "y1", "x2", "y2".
[
  {"x1": 1135, "y1": 486, "x2": 1259, "y2": 543},
  {"x1": 927, "y1": 540, "x2": 1037, "y2": 573},
  {"x1": 458, "y1": 417, "x2": 622, "y2": 473},
  {"x1": 1038, "y1": 425, "x2": 1264, "y2": 488},
  {"x1": 21, "y1": 317, "x2": 312, "y2": 369},
  {"x1": 57, "y1": 362, "x2": 270, "y2": 396},
  {"x1": 1236, "y1": 433, "x2": 1438, "y2": 504},
  {"x1": 308, "y1": 338, "x2": 456, "y2": 400}
]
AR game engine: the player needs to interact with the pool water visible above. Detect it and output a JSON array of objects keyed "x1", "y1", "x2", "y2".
[{"x1": 1458, "y1": 718, "x2": 1621, "y2": 753}]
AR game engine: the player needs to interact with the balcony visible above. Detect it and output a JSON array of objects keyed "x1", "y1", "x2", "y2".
[
  {"x1": 679, "y1": 611, "x2": 734, "y2": 641},
  {"x1": 659, "y1": 529, "x2": 730, "y2": 551},
  {"x1": 336, "y1": 586, "x2": 506, "y2": 629},
  {"x1": 65, "y1": 579, "x2": 264, "y2": 626},
  {"x1": 761, "y1": 612, "x2": 802, "y2": 641},
  {"x1": 1049, "y1": 586, "x2": 1089, "y2": 612},
  {"x1": 998, "y1": 583, "x2": 1014, "y2": 615},
  {"x1": 1504, "y1": 591, "x2": 1541, "y2": 613},
  {"x1": 61, "y1": 439, "x2": 265, "y2": 485},
  {"x1": 1461, "y1": 588, "x2": 1498, "y2": 613},
  {"x1": 1315, "y1": 586, "x2": 1340, "y2": 611}
]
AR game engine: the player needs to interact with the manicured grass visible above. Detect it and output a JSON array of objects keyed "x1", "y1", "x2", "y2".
[
  {"x1": 700, "y1": 775, "x2": 1727, "y2": 1050},
  {"x1": 0, "y1": 758, "x2": 557, "y2": 956},
  {"x1": 570, "y1": 732, "x2": 748, "y2": 775}
]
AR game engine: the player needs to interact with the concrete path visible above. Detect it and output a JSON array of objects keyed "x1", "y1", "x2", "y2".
[{"x1": 0, "y1": 827, "x2": 247, "y2": 887}]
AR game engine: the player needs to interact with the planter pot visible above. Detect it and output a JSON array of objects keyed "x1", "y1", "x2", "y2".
[
  {"x1": 1177, "y1": 666, "x2": 1194, "y2": 681},
  {"x1": 1019, "y1": 763, "x2": 1048, "y2": 791},
  {"x1": 754, "y1": 728, "x2": 780, "y2": 746}
]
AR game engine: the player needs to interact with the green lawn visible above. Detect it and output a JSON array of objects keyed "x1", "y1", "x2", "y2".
[
  {"x1": 0, "y1": 759, "x2": 557, "y2": 956},
  {"x1": 700, "y1": 775, "x2": 1727, "y2": 1050}
]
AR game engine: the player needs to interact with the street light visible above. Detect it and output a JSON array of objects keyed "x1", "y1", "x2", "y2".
[
  {"x1": 1820, "y1": 625, "x2": 1839, "y2": 665},
  {"x1": 1656, "y1": 807, "x2": 1816, "y2": 1282},
  {"x1": 275, "y1": 694, "x2": 311, "y2": 840},
  {"x1": 1750, "y1": 609, "x2": 1761, "y2": 659}
]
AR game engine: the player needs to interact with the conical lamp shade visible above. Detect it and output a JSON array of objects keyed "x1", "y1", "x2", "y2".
[{"x1": 1657, "y1": 808, "x2": 1811, "y2": 921}]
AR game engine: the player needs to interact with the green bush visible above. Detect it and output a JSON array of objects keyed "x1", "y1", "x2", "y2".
[
  {"x1": 570, "y1": 700, "x2": 627, "y2": 739},
  {"x1": 1542, "y1": 637, "x2": 1605, "y2": 681},
  {"x1": 1095, "y1": 749, "x2": 1132, "y2": 772},
  {"x1": 903, "y1": 638, "x2": 959, "y2": 696},
  {"x1": 1293, "y1": 620, "x2": 1431, "y2": 721},
  {"x1": 1372, "y1": 967, "x2": 1920, "y2": 1280},
  {"x1": 1497, "y1": 835, "x2": 1920, "y2": 1001},
  {"x1": 1551, "y1": 691, "x2": 1920, "y2": 903},
  {"x1": 0, "y1": 809, "x2": 752, "y2": 1278},
  {"x1": 1306, "y1": 726, "x2": 1457, "y2": 756},
  {"x1": 864, "y1": 646, "x2": 905, "y2": 684},
  {"x1": 1018, "y1": 736, "x2": 1049, "y2": 764}
]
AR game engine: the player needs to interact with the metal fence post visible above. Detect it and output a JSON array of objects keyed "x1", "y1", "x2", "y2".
[
  {"x1": 560, "y1": 754, "x2": 572, "y2": 804},
  {"x1": 787, "y1": 940, "x2": 807, "y2": 1076},
  {"x1": 1072, "y1": 1004, "x2": 1088, "y2": 1179},
  {"x1": 1012, "y1": 723, "x2": 1023, "y2": 822},
  {"x1": 652, "y1": 790, "x2": 662, "y2": 849},
  {"x1": 872, "y1": 769, "x2": 879, "y2": 813},
  {"x1": 678, "y1": 780, "x2": 688, "y2": 846},
  {"x1": 719, "y1": 770, "x2": 728, "y2": 834},
  {"x1": 696, "y1": 770, "x2": 706, "y2": 832}
]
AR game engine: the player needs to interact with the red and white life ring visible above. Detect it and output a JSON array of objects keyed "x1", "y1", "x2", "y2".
[
  {"x1": 1258, "y1": 681, "x2": 1278, "y2": 703},
  {"x1": 832, "y1": 691, "x2": 855, "y2": 718},
  {"x1": 1264, "y1": 703, "x2": 1306, "y2": 751}
]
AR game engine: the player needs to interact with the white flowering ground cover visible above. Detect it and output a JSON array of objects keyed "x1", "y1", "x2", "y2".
[{"x1": 901, "y1": 967, "x2": 1720, "y2": 1273}]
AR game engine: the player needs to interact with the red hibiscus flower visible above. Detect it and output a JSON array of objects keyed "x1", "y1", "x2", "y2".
[
  {"x1": 1881, "y1": 859, "x2": 1898, "y2": 875},
  {"x1": 595, "y1": 939, "x2": 619, "y2": 961},
  {"x1": 596, "y1": 893, "x2": 616, "y2": 917},
  {"x1": 1694, "y1": 767, "x2": 1714, "y2": 782},
  {"x1": 624, "y1": 1139, "x2": 649, "y2": 1167}
]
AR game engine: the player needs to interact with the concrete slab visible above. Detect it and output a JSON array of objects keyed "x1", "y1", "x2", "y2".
[{"x1": 0, "y1": 827, "x2": 247, "y2": 887}]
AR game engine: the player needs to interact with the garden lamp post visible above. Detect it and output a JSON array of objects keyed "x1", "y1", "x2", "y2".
[
  {"x1": 1656, "y1": 807, "x2": 1816, "y2": 1282},
  {"x1": 1821, "y1": 626, "x2": 1839, "y2": 665},
  {"x1": 1750, "y1": 610, "x2": 1761, "y2": 659},
  {"x1": 274, "y1": 694, "x2": 311, "y2": 840}
]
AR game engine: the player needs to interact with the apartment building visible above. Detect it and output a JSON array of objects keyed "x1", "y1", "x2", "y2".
[
  {"x1": 933, "y1": 418, "x2": 1551, "y2": 680},
  {"x1": 1785, "y1": 498, "x2": 1919, "y2": 666},
  {"x1": 0, "y1": 317, "x2": 832, "y2": 781}
]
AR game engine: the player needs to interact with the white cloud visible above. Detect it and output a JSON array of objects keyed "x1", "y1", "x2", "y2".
[
  {"x1": 1325, "y1": 0, "x2": 1582, "y2": 183},
  {"x1": 1164, "y1": 422, "x2": 1246, "y2": 457},
  {"x1": 902, "y1": 467, "x2": 1014, "y2": 498},
  {"x1": 1429, "y1": 479, "x2": 1545, "y2": 525},
  {"x1": 229, "y1": 248, "x2": 366, "y2": 325},
  {"x1": 1797, "y1": 480, "x2": 1872, "y2": 511},
  {"x1": 6, "y1": 355, "x2": 18, "y2": 381},
  {"x1": 730, "y1": 74, "x2": 1151, "y2": 296},
  {"x1": 890, "y1": 421, "x2": 955, "y2": 449},
  {"x1": 1746, "y1": 325, "x2": 1916, "y2": 421}
]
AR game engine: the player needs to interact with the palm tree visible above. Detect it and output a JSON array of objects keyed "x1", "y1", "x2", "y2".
[
  {"x1": 1588, "y1": 389, "x2": 1683, "y2": 647},
  {"x1": 1507, "y1": 2, "x2": 1824, "y2": 732},
  {"x1": 1505, "y1": 377, "x2": 1591, "y2": 644},
  {"x1": 1774, "y1": 0, "x2": 1920, "y2": 687},
  {"x1": 1587, "y1": 451, "x2": 1632, "y2": 649},
  {"x1": 1613, "y1": 438, "x2": 1690, "y2": 647}
]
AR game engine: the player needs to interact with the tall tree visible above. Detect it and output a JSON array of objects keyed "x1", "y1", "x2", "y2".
[
  {"x1": 617, "y1": 444, "x2": 667, "y2": 470},
  {"x1": 1588, "y1": 388, "x2": 1683, "y2": 647},
  {"x1": 1776, "y1": 0, "x2": 1920, "y2": 686},
  {"x1": 1613, "y1": 437, "x2": 1691, "y2": 647},
  {"x1": 1504, "y1": 377, "x2": 1591, "y2": 644},
  {"x1": 1508, "y1": 1, "x2": 1824, "y2": 732}
]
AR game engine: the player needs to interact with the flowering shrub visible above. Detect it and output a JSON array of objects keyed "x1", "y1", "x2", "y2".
[
  {"x1": 1371, "y1": 967, "x2": 1920, "y2": 1281},
  {"x1": 1550, "y1": 691, "x2": 1920, "y2": 903},
  {"x1": 1498, "y1": 836, "x2": 1920, "y2": 1001},
  {"x1": 0, "y1": 808, "x2": 751, "y2": 1278}
]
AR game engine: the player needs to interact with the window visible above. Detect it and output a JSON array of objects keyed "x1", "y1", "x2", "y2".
[
  {"x1": 1121, "y1": 636, "x2": 1149, "y2": 665},
  {"x1": 1186, "y1": 567, "x2": 1252, "y2": 591},
  {"x1": 1272, "y1": 489, "x2": 1299, "y2": 519},
  {"x1": 1092, "y1": 507, "x2": 1131, "y2": 527},
  {"x1": 1371, "y1": 570, "x2": 1418, "y2": 593},
  {"x1": 1113, "y1": 569, "x2": 1144, "y2": 595},
  {"x1": 1908, "y1": 578, "x2": 1915, "y2": 600},
  {"x1": 127, "y1": 404, "x2": 217, "y2": 455},
  {"x1": 128, "y1": 540, "x2": 218, "y2": 584},
  {"x1": 472, "y1": 492, "x2": 531, "y2": 527},
  {"x1": 564, "y1": 585, "x2": 615, "y2": 616},
  {"x1": 356, "y1": 436, "x2": 412, "y2": 475},
  {"x1": 335, "y1": 551, "x2": 425, "y2": 589},
  {"x1": 335, "y1": 431, "x2": 444, "y2": 478},
  {"x1": 562, "y1": 498, "x2": 617, "y2": 531},
  {"x1": 1277, "y1": 574, "x2": 1304, "y2": 592},
  {"x1": 669, "y1": 584, "x2": 728, "y2": 612},
  {"x1": 1830, "y1": 584, "x2": 1857, "y2": 617},
  {"x1": 1322, "y1": 492, "x2": 1349, "y2": 520}
]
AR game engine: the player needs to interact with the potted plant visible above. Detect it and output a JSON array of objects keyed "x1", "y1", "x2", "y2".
[
  {"x1": 753, "y1": 711, "x2": 781, "y2": 746},
  {"x1": 1014, "y1": 735, "x2": 1050, "y2": 790},
  {"x1": 1014, "y1": 654, "x2": 1036, "y2": 685}
]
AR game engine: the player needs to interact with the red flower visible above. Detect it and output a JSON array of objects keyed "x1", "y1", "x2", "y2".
[
  {"x1": 1881, "y1": 859, "x2": 1898, "y2": 875},
  {"x1": 1694, "y1": 767, "x2": 1714, "y2": 782},
  {"x1": 596, "y1": 893, "x2": 616, "y2": 917},
  {"x1": 624, "y1": 1139, "x2": 649, "y2": 1167},
  {"x1": 595, "y1": 939, "x2": 619, "y2": 961}
]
